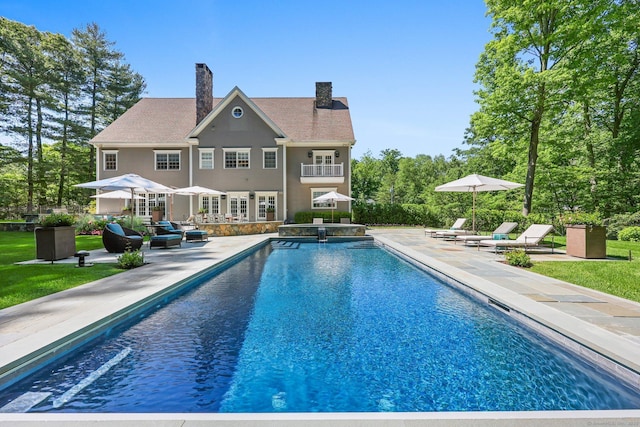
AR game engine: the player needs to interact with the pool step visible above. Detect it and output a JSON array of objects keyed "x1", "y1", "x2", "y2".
[
  {"x1": 0, "y1": 392, "x2": 51, "y2": 413},
  {"x1": 271, "y1": 241, "x2": 300, "y2": 249}
]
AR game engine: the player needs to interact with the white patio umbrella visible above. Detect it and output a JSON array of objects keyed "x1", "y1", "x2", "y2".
[
  {"x1": 435, "y1": 174, "x2": 524, "y2": 232},
  {"x1": 173, "y1": 186, "x2": 226, "y2": 218},
  {"x1": 75, "y1": 173, "x2": 173, "y2": 226},
  {"x1": 90, "y1": 190, "x2": 143, "y2": 214},
  {"x1": 313, "y1": 191, "x2": 354, "y2": 223},
  {"x1": 90, "y1": 190, "x2": 144, "y2": 200}
]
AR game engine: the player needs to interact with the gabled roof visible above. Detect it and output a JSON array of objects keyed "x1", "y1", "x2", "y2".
[
  {"x1": 189, "y1": 86, "x2": 285, "y2": 138},
  {"x1": 91, "y1": 88, "x2": 355, "y2": 146},
  {"x1": 91, "y1": 98, "x2": 196, "y2": 145}
]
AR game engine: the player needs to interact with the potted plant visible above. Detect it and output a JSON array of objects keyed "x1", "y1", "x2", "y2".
[
  {"x1": 197, "y1": 208, "x2": 207, "y2": 222},
  {"x1": 266, "y1": 207, "x2": 275, "y2": 221},
  {"x1": 35, "y1": 213, "x2": 77, "y2": 260},
  {"x1": 151, "y1": 205, "x2": 164, "y2": 223},
  {"x1": 561, "y1": 211, "x2": 606, "y2": 259}
]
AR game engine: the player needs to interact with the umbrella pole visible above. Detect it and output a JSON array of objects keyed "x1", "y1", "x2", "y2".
[
  {"x1": 472, "y1": 190, "x2": 476, "y2": 232},
  {"x1": 130, "y1": 189, "x2": 135, "y2": 228}
]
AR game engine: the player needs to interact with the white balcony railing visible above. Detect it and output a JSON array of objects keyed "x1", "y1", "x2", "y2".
[{"x1": 300, "y1": 163, "x2": 344, "y2": 177}]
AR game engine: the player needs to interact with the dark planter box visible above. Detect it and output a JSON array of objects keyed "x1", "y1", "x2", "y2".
[
  {"x1": 152, "y1": 210, "x2": 163, "y2": 223},
  {"x1": 266, "y1": 212, "x2": 275, "y2": 221},
  {"x1": 566, "y1": 225, "x2": 606, "y2": 259},
  {"x1": 35, "y1": 226, "x2": 77, "y2": 261}
]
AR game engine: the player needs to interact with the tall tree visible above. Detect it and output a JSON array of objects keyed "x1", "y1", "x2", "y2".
[
  {"x1": 102, "y1": 61, "x2": 146, "y2": 123},
  {"x1": 45, "y1": 32, "x2": 85, "y2": 206},
  {"x1": 476, "y1": 0, "x2": 609, "y2": 216},
  {"x1": 72, "y1": 23, "x2": 122, "y2": 174},
  {"x1": 0, "y1": 18, "x2": 49, "y2": 213}
]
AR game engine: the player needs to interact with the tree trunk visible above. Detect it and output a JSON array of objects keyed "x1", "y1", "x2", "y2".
[
  {"x1": 26, "y1": 96, "x2": 34, "y2": 214},
  {"x1": 522, "y1": 83, "x2": 546, "y2": 216},
  {"x1": 57, "y1": 93, "x2": 70, "y2": 206}
]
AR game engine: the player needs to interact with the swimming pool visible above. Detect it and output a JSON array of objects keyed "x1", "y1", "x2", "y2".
[{"x1": 1, "y1": 240, "x2": 639, "y2": 412}]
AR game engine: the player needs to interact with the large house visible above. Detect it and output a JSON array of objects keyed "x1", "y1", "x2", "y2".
[{"x1": 89, "y1": 63, "x2": 356, "y2": 223}]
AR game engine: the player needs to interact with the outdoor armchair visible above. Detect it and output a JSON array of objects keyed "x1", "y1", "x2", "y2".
[
  {"x1": 155, "y1": 220, "x2": 185, "y2": 238},
  {"x1": 102, "y1": 223, "x2": 144, "y2": 253}
]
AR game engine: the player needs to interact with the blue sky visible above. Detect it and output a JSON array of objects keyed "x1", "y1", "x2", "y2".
[{"x1": 1, "y1": 0, "x2": 492, "y2": 159}]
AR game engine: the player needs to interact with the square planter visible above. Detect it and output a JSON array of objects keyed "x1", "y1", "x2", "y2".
[
  {"x1": 565, "y1": 225, "x2": 606, "y2": 259},
  {"x1": 35, "y1": 226, "x2": 77, "y2": 261},
  {"x1": 152, "y1": 210, "x2": 163, "y2": 223}
]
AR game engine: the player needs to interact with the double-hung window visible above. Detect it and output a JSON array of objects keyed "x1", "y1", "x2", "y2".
[
  {"x1": 312, "y1": 188, "x2": 336, "y2": 209},
  {"x1": 154, "y1": 150, "x2": 181, "y2": 171},
  {"x1": 199, "y1": 149, "x2": 214, "y2": 169},
  {"x1": 224, "y1": 149, "x2": 250, "y2": 169},
  {"x1": 262, "y1": 148, "x2": 277, "y2": 169}
]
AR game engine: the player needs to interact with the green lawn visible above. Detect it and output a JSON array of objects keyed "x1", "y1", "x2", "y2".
[
  {"x1": 531, "y1": 236, "x2": 640, "y2": 303},
  {"x1": 2, "y1": 229, "x2": 640, "y2": 311},
  {"x1": 0, "y1": 231, "x2": 123, "y2": 309}
]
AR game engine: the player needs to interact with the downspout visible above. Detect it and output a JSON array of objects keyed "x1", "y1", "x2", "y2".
[
  {"x1": 189, "y1": 144, "x2": 194, "y2": 217},
  {"x1": 95, "y1": 146, "x2": 101, "y2": 214},
  {"x1": 282, "y1": 142, "x2": 287, "y2": 222}
]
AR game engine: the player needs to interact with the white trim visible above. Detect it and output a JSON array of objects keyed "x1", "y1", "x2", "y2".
[
  {"x1": 198, "y1": 148, "x2": 215, "y2": 169},
  {"x1": 256, "y1": 191, "x2": 277, "y2": 220},
  {"x1": 262, "y1": 148, "x2": 278, "y2": 169},
  {"x1": 153, "y1": 150, "x2": 181, "y2": 171},
  {"x1": 231, "y1": 106, "x2": 244, "y2": 118},
  {"x1": 102, "y1": 150, "x2": 118, "y2": 171},
  {"x1": 189, "y1": 86, "x2": 286, "y2": 138},
  {"x1": 311, "y1": 187, "x2": 337, "y2": 209},
  {"x1": 223, "y1": 148, "x2": 251, "y2": 169}
]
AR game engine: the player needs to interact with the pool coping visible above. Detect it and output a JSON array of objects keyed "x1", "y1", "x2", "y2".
[{"x1": 2, "y1": 232, "x2": 640, "y2": 424}]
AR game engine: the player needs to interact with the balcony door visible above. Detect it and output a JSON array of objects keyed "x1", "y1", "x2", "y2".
[{"x1": 314, "y1": 151, "x2": 334, "y2": 176}]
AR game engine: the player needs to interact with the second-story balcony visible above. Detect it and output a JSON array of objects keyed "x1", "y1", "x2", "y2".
[{"x1": 300, "y1": 163, "x2": 345, "y2": 184}]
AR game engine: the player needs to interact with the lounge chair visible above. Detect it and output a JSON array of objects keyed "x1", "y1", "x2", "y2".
[
  {"x1": 155, "y1": 220, "x2": 185, "y2": 238},
  {"x1": 455, "y1": 222, "x2": 518, "y2": 246},
  {"x1": 479, "y1": 224, "x2": 555, "y2": 253},
  {"x1": 313, "y1": 218, "x2": 324, "y2": 224},
  {"x1": 425, "y1": 218, "x2": 467, "y2": 237},
  {"x1": 102, "y1": 223, "x2": 144, "y2": 253}
]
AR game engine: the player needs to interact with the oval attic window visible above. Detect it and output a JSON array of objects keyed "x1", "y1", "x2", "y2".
[{"x1": 232, "y1": 106, "x2": 244, "y2": 118}]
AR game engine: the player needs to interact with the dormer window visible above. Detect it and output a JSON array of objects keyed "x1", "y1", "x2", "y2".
[{"x1": 232, "y1": 106, "x2": 244, "y2": 118}]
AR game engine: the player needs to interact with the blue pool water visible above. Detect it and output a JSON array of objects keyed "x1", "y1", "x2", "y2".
[{"x1": 1, "y1": 241, "x2": 639, "y2": 412}]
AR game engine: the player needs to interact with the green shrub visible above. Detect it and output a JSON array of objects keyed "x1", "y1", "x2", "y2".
[
  {"x1": 607, "y1": 212, "x2": 640, "y2": 240},
  {"x1": 75, "y1": 214, "x2": 108, "y2": 235},
  {"x1": 294, "y1": 211, "x2": 350, "y2": 224},
  {"x1": 115, "y1": 216, "x2": 148, "y2": 235},
  {"x1": 618, "y1": 227, "x2": 640, "y2": 242},
  {"x1": 39, "y1": 213, "x2": 76, "y2": 227},
  {"x1": 504, "y1": 249, "x2": 532, "y2": 268},
  {"x1": 117, "y1": 250, "x2": 145, "y2": 269}
]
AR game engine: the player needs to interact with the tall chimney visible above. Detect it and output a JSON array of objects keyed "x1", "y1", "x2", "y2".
[
  {"x1": 196, "y1": 63, "x2": 213, "y2": 124},
  {"x1": 315, "y1": 82, "x2": 332, "y2": 109}
]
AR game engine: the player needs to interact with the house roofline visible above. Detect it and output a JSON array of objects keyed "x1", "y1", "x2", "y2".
[
  {"x1": 92, "y1": 140, "x2": 197, "y2": 149},
  {"x1": 189, "y1": 86, "x2": 287, "y2": 138}
]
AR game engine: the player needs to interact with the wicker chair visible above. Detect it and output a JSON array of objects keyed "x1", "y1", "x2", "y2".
[
  {"x1": 155, "y1": 220, "x2": 185, "y2": 238},
  {"x1": 102, "y1": 223, "x2": 144, "y2": 253}
]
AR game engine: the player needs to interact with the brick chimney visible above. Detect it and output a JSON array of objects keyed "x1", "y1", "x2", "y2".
[
  {"x1": 315, "y1": 82, "x2": 333, "y2": 109},
  {"x1": 196, "y1": 63, "x2": 213, "y2": 124}
]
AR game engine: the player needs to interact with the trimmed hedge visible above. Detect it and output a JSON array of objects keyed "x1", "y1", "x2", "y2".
[{"x1": 294, "y1": 211, "x2": 351, "y2": 224}]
